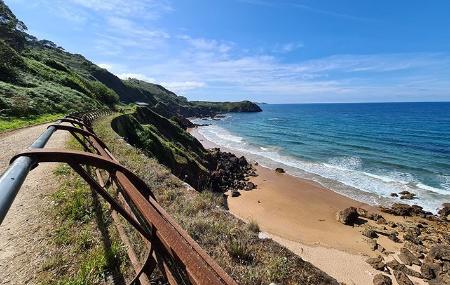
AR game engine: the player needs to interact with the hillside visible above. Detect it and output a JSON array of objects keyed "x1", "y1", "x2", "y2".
[{"x1": 0, "y1": 0, "x2": 261, "y2": 122}]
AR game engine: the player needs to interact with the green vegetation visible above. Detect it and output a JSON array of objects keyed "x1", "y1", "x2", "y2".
[
  {"x1": 0, "y1": 113, "x2": 63, "y2": 132},
  {"x1": 111, "y1": 107, "x2": 211, "y2": 190},
  {"x1": 1, "y1": 0, "x2": 260, "y2": 132},
  {"x1": 92, "y1": 115, "x2": 337, "y2": 285},
  {"x1": 39, "y1": 140, "x2": 129, "y2": 284}
]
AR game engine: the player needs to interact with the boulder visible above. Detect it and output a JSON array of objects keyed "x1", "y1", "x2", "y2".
[
  {"x1": 399, "y1": 247, "x2": 421, "y2": 266},
  {"x1": 373, "y1": 274, "x2": 392, "y2": 285},
  {"x1": 393, "y1": 270, "x2": 414, "y2": 285},
  {"x1": 387, "y1": 259, "x2": 422, "y2": 278},
  {"x1": 231, "y1": 190, "x2": 240, "y2": 197},
  {"x1": 336, "y1": 207, "x2": 359, "y2": 225},
  {"x1": 438, "y1": 203, "x2": 450, "y2": 220},
  {"x1": 421, "y1": 262, "x2": 441, "y2": 280},
  {"x1": 275, "y1": 167, "x2": 285, "y2": 173},
  {"x1": 244, "y1": 182, "x2": 256, "y2": 190},
  {"x1": 362, "y1": 228, "x2": 378, "y2": 238},
  {"x1": 387, "y1": 232, "x2": 400, "y2": 243},
  {"x1": 426, "y1": 245, "x2": 450, "y2": 262},
  {"x1": 400, "y1": 193, "x2": 416, "y2": 200},
  {"x1": 366, "y1": 255, "x2": 386, "y2": 271},
  {"x1": 390, "y1": 193, "x2": 398, "y2": 197}
]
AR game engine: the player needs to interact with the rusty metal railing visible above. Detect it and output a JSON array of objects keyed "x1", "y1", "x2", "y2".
[{"x1": 0, "y1": 111, "x2": 237, "y2": 285}]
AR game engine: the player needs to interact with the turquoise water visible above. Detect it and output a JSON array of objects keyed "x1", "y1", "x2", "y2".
[{"x1": 193, "y1": 102, "x2": 450, "y2": 212}]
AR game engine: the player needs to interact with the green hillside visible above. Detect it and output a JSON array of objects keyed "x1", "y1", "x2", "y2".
[{"x1": 0, "y1": 0, "x2": 261, "y2": 126}]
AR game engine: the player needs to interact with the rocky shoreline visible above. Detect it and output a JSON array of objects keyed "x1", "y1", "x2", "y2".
[{"x1": 337, "y1": 203, "x2": 450, "y2": 285}]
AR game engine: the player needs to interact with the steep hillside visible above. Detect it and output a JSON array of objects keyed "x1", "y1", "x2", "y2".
[
  {"x1": 0, "y1": 0, "x2": 261, "y2": 122},
  {"x1": 112, "y1": 107, "x2": 255, "y2": 192}
]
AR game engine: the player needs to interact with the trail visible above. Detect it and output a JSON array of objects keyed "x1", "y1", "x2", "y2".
[{"x1": 0, "y1": 124, "x2": 69, "y2": 284}]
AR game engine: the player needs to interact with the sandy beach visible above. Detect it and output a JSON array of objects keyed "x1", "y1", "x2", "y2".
[{"x1": 188, "y1": 127, "x2": 427, "y2": 285}]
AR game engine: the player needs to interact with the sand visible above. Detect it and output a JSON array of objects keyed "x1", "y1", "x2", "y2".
[{"x1": 188, "y1": 127, "x2": 426, "y2": 285}]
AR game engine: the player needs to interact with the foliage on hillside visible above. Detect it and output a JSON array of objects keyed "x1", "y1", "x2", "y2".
[
  {"x1": 1, "y1": 0, "x2": 261, "y2": 122},
  {"x1": 112, "y1": 107, "x2": 211, "y2": 190},
  {"x1": 123, "y1": 79, "x2": 262, "y2": 117}
]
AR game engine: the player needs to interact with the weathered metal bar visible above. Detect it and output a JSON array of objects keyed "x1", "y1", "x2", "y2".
[{"x1": 0, "y1": 122, "x2": 59, "y2": 223}]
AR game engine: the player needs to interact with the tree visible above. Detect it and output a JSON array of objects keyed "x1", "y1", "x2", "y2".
[{"x1": 0, "y1": 0, "x2": 28, "y2": 50}]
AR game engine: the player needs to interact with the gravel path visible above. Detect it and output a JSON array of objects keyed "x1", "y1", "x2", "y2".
[{"x1": 0, "y1": 124, "x2": 69, "y2": 284}]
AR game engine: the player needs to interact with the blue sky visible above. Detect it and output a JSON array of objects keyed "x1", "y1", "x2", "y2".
[{"x1": 6, "y1": 0, "x2": 450, "y2": 103}]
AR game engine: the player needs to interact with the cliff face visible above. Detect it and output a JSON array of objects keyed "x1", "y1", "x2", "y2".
[
  {"x1": 111, "y1": 108, "x2": 211, "y2": 190},
  {"x1": 111, "y1": 107, "x2": 255, "y2": 192}
]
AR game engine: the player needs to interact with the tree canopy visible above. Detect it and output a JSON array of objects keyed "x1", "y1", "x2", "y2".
[{"x1": 0, "y1": 0, "x2": 27, "y2": 50}]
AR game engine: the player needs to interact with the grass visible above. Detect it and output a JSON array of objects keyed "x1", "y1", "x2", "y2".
[
  {"x1": 0, "y1": 113, "x2": 64, "y2": 133},
  {"x1": 92, "y1": 114, "x2": 338, "y2": 285},
  {"x1": 38, "y1": 139, "x2": 130, "y2": 284}
]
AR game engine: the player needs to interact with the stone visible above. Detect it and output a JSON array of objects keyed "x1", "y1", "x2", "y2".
[
  {"x1": 362, "y1": 228, "x2": 378, "y2": 238},
  {"x1": 420, "y1": 262, "x2": 441, "y2": 280},
  {"x1": 388, "y1": 232, "x2": 400, "y2": 243},
  {"x1": 390, "y1": 193, "x2": 398, "y2": 197},
  {"x1": 275, "y1": 167, "x2": 285, "y2": 173},
  {"x1": 373, "y1": 274, "x2": 392, "y2": 285},
  {"x1": 336, "y1": 207, "x2": 359, "y2": 225},
  {"x1": 438, "y1": 203, "x2": 450, "y2": 220},
  {"x1": 426, "y1": 245, "x2": 450, "y2": 262},
  {"x1": 231, "y1": 190, "x2": 240, "y2": 197},
  {"x1": 393, "y1": 270, "x2": 414, "y2": 285},
  {"x1": 366, "y1": 255, "x2": 386, "y2": 271},
  {"x1": 400, "y1": 193, "x2": 416, "y2": 200},
  {"x1": 244, "y1": 182, "x2": 256, "y2": 190},
  {"x1": 357, "y1": 207, "x2": 368, "y2": 217},
  {"x1": 398, "y1": 247, "x2": 421, "y2": 266}
]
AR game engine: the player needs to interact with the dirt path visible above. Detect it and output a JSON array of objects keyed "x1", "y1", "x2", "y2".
[{"x1": 0, "y1": 124, "x2": 69, "y2": 284}]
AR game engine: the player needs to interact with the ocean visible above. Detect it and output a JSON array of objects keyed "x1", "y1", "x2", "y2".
[{"x1": 192, "y1": 102, "x2": 450, "y2": 212}]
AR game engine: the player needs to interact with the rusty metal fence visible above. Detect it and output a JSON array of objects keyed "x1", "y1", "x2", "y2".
[{"x1": 0, "y1": 111, "x2": 237, "y2": 285}]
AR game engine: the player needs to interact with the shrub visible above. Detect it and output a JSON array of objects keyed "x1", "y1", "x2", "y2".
[
  {"x1": 247, "y1": 220, "x2": 260, "y2": 233},
  {"x1": 0, "y1": 39, "x2": 24, "y2": 83}
]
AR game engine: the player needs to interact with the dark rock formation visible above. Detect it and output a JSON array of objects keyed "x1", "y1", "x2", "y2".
[
  {"x1": 393, "y1": 270, "x2": 414, "y2": 285},
  {"x1": 336, "y1": 207, "x2": 359, "y2": 225},
  {"x1": 366, "y1": 255, "x2": 386, "y2": 271},
  {"x1": 275, "y1": 167, "x2": 285, "y2": 173},
  {"x1": 399, "y1": 247, "x2": 421, "y2": 266},
  {"x1": 438, "y1": 203, "x2": 450, "y2": 220},
  {"x1": 373, "y1": 274, "x2": 392, "y2": 285},
  {"x1": 362, "y1": 228, "x2": 378, "y2": 238}
]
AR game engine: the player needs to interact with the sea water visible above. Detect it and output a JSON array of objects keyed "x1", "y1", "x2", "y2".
[{"x1": 192, "y1": 102, "x2": 450, "y2": 212}]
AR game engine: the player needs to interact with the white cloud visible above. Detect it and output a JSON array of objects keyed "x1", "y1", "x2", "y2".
[
  {"x1": 69, "y1": 0, "x2": 173, "y2": 18},
  {"x1": 272, "y1": 42, "x2": 304, "y2": 53},
  {"x1": 179, "y1": 35, "x2": 233, "y2": 53},
  {"x1": 160, "y1": 81, "x2": 206, "y2": 93},
  {"x1": 118, "y1": 73, "x2": 157, "y2": 83}
]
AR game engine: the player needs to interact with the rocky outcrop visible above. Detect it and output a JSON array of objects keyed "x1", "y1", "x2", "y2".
[
  {"x1": 398, "y1": 247, "x2": 421, "y2": 266},
  {"x1": 373, "y1": 274, "x2": 392, "y2": 285},
  {"x1": 439, "y1": 203, "x2": 450, "y2": 220},
  {"x1": 366, "y1": 255, "x2": 386, "y2": 271},
  {"x1": 336, "y1": 207, "x2": 359, "y2": 225},
  {"x1": 275, "y1": 167, "x2": 285, "y2": 173},
  {"x1": 393, "y1": 270, "x2": 414, "y2": 285}
]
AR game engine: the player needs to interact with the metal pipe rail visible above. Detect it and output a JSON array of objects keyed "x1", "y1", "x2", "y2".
[{"x1": 0, "y1": 111, "x2": 237, "y2": 285}]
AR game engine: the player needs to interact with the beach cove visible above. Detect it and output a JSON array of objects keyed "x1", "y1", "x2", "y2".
[{"x1": 189, "y1": 127, "x2": 436, "y2": 285}]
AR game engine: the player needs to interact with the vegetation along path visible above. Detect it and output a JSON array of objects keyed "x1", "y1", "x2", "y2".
[{"x1": 0, "y1": 123, "x2": 69, "y2": 284}]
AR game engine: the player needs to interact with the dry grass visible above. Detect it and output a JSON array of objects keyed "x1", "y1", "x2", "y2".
[
  {"x1": 92, "y1": 114, "x2": 338, "y2": 285},
  {"x1": 37, "y1": 139, "x2": 131, "y2": 284}
]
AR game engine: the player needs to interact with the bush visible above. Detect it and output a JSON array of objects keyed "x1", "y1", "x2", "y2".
[
  {"x1": 0, "y1": 39, "x2": 24, "y2": 83},
  {"x1": 247, "y1": 220, "x2": 260, "y2": 233},
  {"x1": 88, "y1": 80, "x2": 119, "y2": 105}
]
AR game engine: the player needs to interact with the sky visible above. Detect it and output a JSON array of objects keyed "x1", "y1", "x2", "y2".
[{"x1": 6, "y1": 0, "x2": 450, "y2": 103}]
